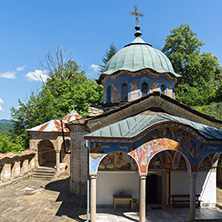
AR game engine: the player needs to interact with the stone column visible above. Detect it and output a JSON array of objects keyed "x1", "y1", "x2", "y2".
[
  {"x1": 56, "y1": 150, "x2": 60, "y2": 169},
  {"x1": 140, "y1": 174, "x2": 146, "y2": 222},
  {"x1": 90, "y1": 174, "x2": 97, "y2": 222},
  {"x1": 166, "y1": 169, "x2": 170, "y2": 205},
  {"x1": 189, "y1": 172, "x2": 197, "y2": 222}
]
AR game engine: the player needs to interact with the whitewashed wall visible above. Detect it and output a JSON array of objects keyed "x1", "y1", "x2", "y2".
[
  {"x1": 171, "y1": 170, "x2": 216, "y2": 207},
  {"x1": 96, "y1": 170, "x2": 216, "y2": 206},
  {"x1": 96, "y1": 172, "x2": 139, "y2": 205}
]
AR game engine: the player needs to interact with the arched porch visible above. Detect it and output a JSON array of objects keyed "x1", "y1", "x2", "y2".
[{"x1": 86, "y1": 119, "x2": 222, "y2": 222}]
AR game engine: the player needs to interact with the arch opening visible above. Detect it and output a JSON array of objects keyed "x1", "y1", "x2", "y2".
[
  {"x1": 96, "y1": 151, "x2": 139, "y2": 208},
  {"x1": 106, "y1": 85, "x2": 111, "y2": 103},
  {"x1": 141, "y1": 81, "x2": 148, "y2": 97},
  {"x1": 146, "y1": 149, "x2": 189, "y2": 205},
  {"x1": 38, "y1": 140, "x2": 56, "y2": 167},
  {"x1": 160, "y1": 84, "x2": 166, "y2": 95},
  {"x1": 121, "y1": 82, "x2": 128, "y2": 101}
]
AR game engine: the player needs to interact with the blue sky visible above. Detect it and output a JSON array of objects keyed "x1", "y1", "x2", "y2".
[{"x1": 0, "y1": 0, "x2": 222, "y2": 119}]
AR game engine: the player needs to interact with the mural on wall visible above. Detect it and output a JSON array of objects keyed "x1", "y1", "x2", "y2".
[
  {"x1": 167, "y1": 82, "x2": 172, "y2": 97},
  {"x1": 151, "y1": 80, "x2": 158, "y2": 92},
  {"x1": 89, "y1": 123, "x2": 222, "y2": 174},
  {"x1": 113, "y1": 81, "x2": 119, "y2": 103},
  {"x1": 98, "y1": 151, "x2": 138, "y2": 171},
  {"x1": 198, "y1": 155, "x2": 212, "y2": 171},
  {"x1": 129, "y1": 79, "x2": 140, "y2": 101},
  {"x1": 129, "y1": 138, "x2": 188, "y2": 173}
]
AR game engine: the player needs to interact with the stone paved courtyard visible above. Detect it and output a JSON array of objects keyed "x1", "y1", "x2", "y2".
[
  {"x1": 0, "y1": 177, "x2": 87, "y2": 222},
  {"x1": 1, "y1": 177, "x2": 222, "y2": 222}
]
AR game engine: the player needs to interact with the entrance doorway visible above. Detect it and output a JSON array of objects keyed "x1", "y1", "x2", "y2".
[{"x1": 146, "y1": 174, "x2": 162, "y2": 204}]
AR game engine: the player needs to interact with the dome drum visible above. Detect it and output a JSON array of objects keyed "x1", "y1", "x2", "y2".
[{"x1": 103, "y1": 73, "x2": 175, "y2": 104}]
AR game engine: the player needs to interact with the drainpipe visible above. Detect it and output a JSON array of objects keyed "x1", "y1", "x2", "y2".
[{"x1": 85, "y1": 139, "x2": 89, "y2": 222}]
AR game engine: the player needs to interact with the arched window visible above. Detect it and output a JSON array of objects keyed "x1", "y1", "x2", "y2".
[
  {"x1": 141, "y1": 82, "x2": 148, "y2": 97},
  {"x1": 121, "y1": 83, "x2": 128, "y2": 101},
  {"x1": 160, "y1": 84, "x2": 166, "y2": 95},
  {"x1": 106, "y1": 85, "x2": 111, "y2": 103}
]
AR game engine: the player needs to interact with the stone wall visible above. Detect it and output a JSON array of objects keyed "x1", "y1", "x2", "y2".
[
  {"x1": 29, "y1": 131, "x2": 70, "y2": 175},
  {"x1": 69, "y1": 124, "x2": 88, "y2": 194},
  {"x1": 0, "y1": 150, "x2": 36, "y2": 184}
]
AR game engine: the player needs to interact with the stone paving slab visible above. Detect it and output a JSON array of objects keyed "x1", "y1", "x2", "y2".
[
  {"x1": 0, "y1": 177, "x2": 87, "y2": 222},
  {"x1": 1, "y1": 177, "x2": 222, "y2": 222},
  {"x1": 96, "y1": 206, "x2": 222, "y2": 221}
]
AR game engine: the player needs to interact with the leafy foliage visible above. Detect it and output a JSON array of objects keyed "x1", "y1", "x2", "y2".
[
  {"x1": 99, "y1": 43, "x2": 117, "y2": 73},
  {"x1": 162, "y1": 24, "x2": 222, "y2": 106},
  {"x1": 0, "y1": 130, "x2": 25, "y2": 153},
  {"x1": 194, "y1": 102, "x2": 222, "y2": 121}
]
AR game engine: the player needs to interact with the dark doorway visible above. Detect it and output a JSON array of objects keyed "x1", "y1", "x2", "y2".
[{"x1": 146, "y1": 174, "x2": 162, "y2": 204}]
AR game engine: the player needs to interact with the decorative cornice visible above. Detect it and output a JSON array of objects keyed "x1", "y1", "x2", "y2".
[{"x1": 99, "y1": 68, "x2": 181, "y2": 85}]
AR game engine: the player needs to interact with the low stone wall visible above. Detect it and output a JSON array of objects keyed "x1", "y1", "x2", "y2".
[{"x1": 0, "y1": 150, "x2": 36, "y2": 184}]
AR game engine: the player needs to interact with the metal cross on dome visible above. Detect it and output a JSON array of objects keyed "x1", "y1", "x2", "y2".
[{"x1": 129, "y1": 5, "x2": 144, "y2": 25}]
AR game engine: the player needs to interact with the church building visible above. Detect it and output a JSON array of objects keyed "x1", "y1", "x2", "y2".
[{"x1": 67, "y1": 6, "x2": 222, "y2": 222}]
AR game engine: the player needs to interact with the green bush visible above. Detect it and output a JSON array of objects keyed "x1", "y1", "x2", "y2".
[{"x1": 0, "y1": 130, "x2": 25, "y2": 154}]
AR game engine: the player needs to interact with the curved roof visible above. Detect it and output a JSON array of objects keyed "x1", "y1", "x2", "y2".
[
  {"x1": 100, "y1": 28, "x2": 181, "y2": 81},
  {"x1": 85, "y1": 112, "x2": 222, "y2": 140}
]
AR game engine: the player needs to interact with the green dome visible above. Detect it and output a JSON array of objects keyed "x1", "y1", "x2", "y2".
[{"x1": 103, "y1": 36, "x2": 181, "y2": 78}]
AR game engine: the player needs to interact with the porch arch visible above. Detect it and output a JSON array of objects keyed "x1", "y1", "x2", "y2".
[
  {"x1": 37, "y1": 140, "x2": 56, "y2": 167},
  {"x1": 147, "y1": 148, "x2": 191, "y2": 173},
  {"x1": 96, "y1": 150, "x2": 140, "y2": 173},
  {"x1": 129, "y1": 138, "x2": 191, "y2": 174}
]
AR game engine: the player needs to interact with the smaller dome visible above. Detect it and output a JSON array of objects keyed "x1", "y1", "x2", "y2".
[{"x1": 103, "y1": 36, "x2": 180, "y2": 78}]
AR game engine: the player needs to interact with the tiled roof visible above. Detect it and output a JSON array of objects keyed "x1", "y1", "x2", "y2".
[
  {"x1": 27, "y1": 109, "x2": 81, "y2": 133},
  {"x1": 0, "y1": 149, "x2": 36, "y2": 160}
]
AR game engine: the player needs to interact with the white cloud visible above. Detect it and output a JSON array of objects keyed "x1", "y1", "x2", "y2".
[
  {"x1": 90, "y1": 64, "x2": 99, "y2": 73},
  {"x1": 16, "y1": 65, "x2": 26, "y2": 71},
  {"x1": 0, "y1": 71, "x2": 16, "y2": 79},
  {"x1": 0, "y1": 98, "x2": 3, "y2": 111},
  {"x1": 25, "y1": 70, "x2": 49, "y2": 82}
]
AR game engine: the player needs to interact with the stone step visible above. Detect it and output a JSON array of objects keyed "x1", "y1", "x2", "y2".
[
  {"x1": 33, "y1": 172, "x2": 55, "y2": 176},
  {"x1": 32, "y1": 167, "x2": 56, "y2": 181},
  {"x1": 33, "y1": 167, "x2": 56, "y2": 172}
]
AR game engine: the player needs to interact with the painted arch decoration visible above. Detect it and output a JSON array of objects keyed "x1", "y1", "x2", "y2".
[{"x1": 88, "y1": 122, "x2": 222, "y2": 174}]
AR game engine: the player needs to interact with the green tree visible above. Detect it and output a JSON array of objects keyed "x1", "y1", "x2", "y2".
[
  {"x1": 11, "y1": 54, "x2": 103, "y2": 149},
  {"x1": 99, "y1": 43, "x2": 117, "y2": 73},
  {"x1": 162, "y1": 24, "x2": 222, "y2": 106},
  {"x1": 0, "y1": 130, "x2": 25, "y2": 153}
]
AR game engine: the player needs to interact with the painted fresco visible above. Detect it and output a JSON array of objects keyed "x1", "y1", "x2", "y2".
[
  {"x1": 113, "y1": 81, "x2": 119, "y2": 103},
  {"x1": 129, "y1": 79, "x2": 140, "y2": 101},
  {"x1": 89, "y1": 122, "x2": 222, "y2": 174},
  {"x1": 98, "y1": 151, "x2": 138, "y2": 171},
  {"x1": 198, "y1": 155, "x2": 212, "y2": 171},
  {"x1": 103, "y1": 74, "x2": 176, "y2": 103},
  {"x1": 151, "y1": 80, "x2": 158, "y2": 92},
  {"x1": 167, "y1": 82, "x2": 172, "y2": 97}
]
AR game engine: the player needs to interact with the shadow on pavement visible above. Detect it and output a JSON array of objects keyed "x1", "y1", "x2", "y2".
[{"x1": 45, "y1": 177, "x2": 87, "y2": 221}]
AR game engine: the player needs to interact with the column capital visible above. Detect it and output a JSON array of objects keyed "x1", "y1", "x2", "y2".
[
  {"x1": 189, "y1": 172, "x2": 197, "y2": 178},
  {"x1": 90, "y1": 173, "x2": 97, "y2": 179},
  {"x1": 166, "y1": 168, "x2": 170, "y2": 173},
  {"x1": 139, "y1": 173, "x2": 147, "y2": 178}
]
